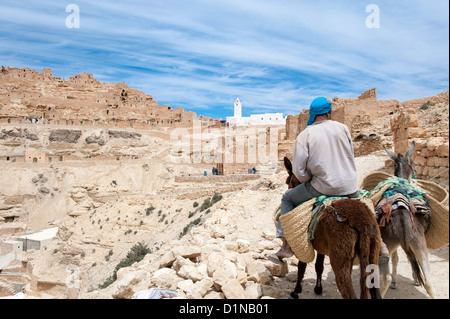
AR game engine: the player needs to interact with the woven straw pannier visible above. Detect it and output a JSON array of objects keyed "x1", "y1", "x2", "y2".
[
  {"x1": 275, "y1": 198, "x2": 369, "y2": 265},
  {"x1": 279, "y1": 198, "x2": 316, "y2": 263},
  {"x1": 359, "y1": 171, "x2": 449, "y2": 249}
]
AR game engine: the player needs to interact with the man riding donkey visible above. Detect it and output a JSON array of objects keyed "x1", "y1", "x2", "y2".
[{"x1": 267, "y1": 97, "x2": 389, "y2": 266}]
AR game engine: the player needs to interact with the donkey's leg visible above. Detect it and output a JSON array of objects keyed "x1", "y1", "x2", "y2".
[
  {"x1": 379, "y1": 248, "x2": 393, "y2": 298},
  {"x1": 314, "y1": 254, "x2": 325, "y2": 295},
  {"x1": 330, "y1": 255, "x2": 356, "y2": 299},
  {"x1": 291, "y1": 261, "x2": 307, "y2": 299},
  {"x1": 390, "y1": 249, "x2": 399, "y2": 289}
]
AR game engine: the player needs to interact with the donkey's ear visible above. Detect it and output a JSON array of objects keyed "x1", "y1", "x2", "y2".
[
  {"x1": 284, "y1": 157, "x2": 292, "y2": 173},
  {"x1": 404, "y1": 141, "x2": 416, "y2": 160},
  {"x1": 383, "y1": 144, "x2": 397, "y2": 161}
]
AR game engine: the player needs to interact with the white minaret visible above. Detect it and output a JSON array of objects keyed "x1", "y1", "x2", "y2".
[{"x1": 234, "y1": 97, "x2": 242, "y2": 118}]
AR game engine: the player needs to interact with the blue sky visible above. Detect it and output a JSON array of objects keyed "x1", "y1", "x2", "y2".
[{"x1": 0, "y1": 1, "x2": 448, "y2": 120}]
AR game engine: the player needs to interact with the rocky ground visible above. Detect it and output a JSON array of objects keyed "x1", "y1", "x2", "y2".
[{"x1": 0, "y1": 149, "x2": 448, "y2": 299}]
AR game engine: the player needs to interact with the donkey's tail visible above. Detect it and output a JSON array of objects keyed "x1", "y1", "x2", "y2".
[
  {"x1": 398, "y1": 209, "x2": 426, "y2": 288},
  {"x1": 403, "y1": 247, "x2": 425, "y2": 287},
  {"x1": 357, "y1": 225, "x2": 380, "y2": 299}
]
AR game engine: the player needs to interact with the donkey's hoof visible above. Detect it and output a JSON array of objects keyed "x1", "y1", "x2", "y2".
[
  {"x1": 314, "y1": 286, "x2": 323, "y2": 295},
  {"x1": 390, "y1": 282, "x2": 397, "y2": 289},
  {"x1": 290, "y1": 292, "x2": 299, "y2": 299}
]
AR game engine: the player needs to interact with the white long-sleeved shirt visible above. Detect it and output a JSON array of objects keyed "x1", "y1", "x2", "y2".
[{"x1": 292, "y1": 120, "x2": 358, "y2": 196}]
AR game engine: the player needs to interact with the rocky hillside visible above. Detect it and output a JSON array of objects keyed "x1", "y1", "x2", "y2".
[{"x1": 0, "y1": 125, "x2": 165, "y2": 161}]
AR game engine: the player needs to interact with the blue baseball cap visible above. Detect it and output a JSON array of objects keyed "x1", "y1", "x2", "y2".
[{"x1": 307, "y1": 97, "x2": 332, "y2": 126}]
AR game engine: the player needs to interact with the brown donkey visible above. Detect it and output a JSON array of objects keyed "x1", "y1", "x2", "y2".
[
  {"x1": 283, "y1": 157, "x2": 382, "y2": 299},
  {"x1": 381, "y1": 142, "x2": 435, "y2": 298}
]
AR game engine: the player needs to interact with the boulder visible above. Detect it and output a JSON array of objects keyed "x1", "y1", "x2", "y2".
[
  {"x1": 263, "y1": 260, "x2": 289, "y2": 277},
  {"x1": 212, "y1": 260, "x2": 237, "y2": 289},
  {"x1": 427, "y1": 137, "x2": 446, "y2": 151},
  {"x1": 108, "y1": 130, "x2": 141, "y2": 139},
  {"x1": 151, "y1": 268, "x2": 183, "y2": 290},
  {"x1": 49, "y1": 129, "x2": 81, "y2": 143},
  {"x1": 112, "y1": 269, "x2": 150, "y2": 299},
  {"x1": 192, "y1": 277, "x2": 214, "y2": 298},
  {"x1": 206, "y1": 252, "x2": 223, "y2": 276},
  {"x1": 436, "y1": 143, "x2": 449, "y2": 157},
  {"x1": 407, "y1": 127, "x2": 427, "y2": 138},
  {"x1": 171, "y1": 246, "x2": 202, "y2": 261},
  {"x1": 245, "y1": 260, "x2": 272, "y2": 285},
  {"x1": 261, "y1": 285, "x2": 280, "y2": 299},
  {"x1": 245, "y1": 282, "x2": 262, "y2": 299},
  {"x1": 177, "y1": 264, "x2": 204, "y2": 282},
  {"x1": 177, "y1": 279, "x2": 195, "y2": 293},
  {"x1": 221, "y1": 279, "x2": 246, "y2": 299},
  {"x1": 172, "y1": 256, "x2": 194, "y2": 272}
]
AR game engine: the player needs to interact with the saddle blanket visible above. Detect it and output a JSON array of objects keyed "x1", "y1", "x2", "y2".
[{"x1": 375, "y1": 191, "x2": 430, "y2": 228}]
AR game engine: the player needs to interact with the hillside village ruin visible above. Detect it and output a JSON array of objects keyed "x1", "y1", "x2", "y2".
[{"x1": 0, "y1": 66, "x2": 448, "y2": 299}]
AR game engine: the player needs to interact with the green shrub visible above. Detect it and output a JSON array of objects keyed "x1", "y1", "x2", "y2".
[
  {"x1": 211, "y1": 193, "x2": 223, "y2": 204},
  {"x1": 200, "y1": 193, "x2": 222, "y2": 212},
  {"x1": 99, "y1": 242, "x2": 151, "y2": 289},
  {"x1": 420, "y1": 101, "x2": 430, "y2": 110},
  {"x1": 179, "y1": 217, "x2": 201, "y2": 239},
  {"x1": 200, "y1": 198, "x2": 211, "y2": 212},
  {"x1": 145, "y1": 206, "x2": 155, "y2": 216}
]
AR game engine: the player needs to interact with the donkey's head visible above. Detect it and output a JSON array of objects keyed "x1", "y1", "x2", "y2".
[
  {"x1": 284, "y1": 157, "x2": 301, "y2": 189},
  {"x1": 383, "y1": 141, "x2": 416, "y2": 181}
]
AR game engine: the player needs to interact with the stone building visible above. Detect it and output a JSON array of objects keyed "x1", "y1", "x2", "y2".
[
  {"x1": 25, "y1": 151, "x2": 48, "y2": 163},
  {"x1": 15, "y1": 227, "x2": 59, "y2": 251},
  {"x1": 0, "y1": 66, "x2": 197, "y2": 129}
]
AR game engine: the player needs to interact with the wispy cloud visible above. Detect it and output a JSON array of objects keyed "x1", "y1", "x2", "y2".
[{"x1": 0, "y1": 0, "x2": 448, "y2": 120}]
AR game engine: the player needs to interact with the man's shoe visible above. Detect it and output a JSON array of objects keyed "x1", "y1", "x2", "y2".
[
  {"x1": 267, "y1": 253, "x2": 285, "y2": 266},
  {"x1": 379, "y1": 241, "x2": 389, "y2": 264},
  {"x1": 379, "y1": 254, "x2": 390, "y2": 265}
]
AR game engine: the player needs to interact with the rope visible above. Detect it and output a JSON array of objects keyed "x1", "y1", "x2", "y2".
[
  {"x1": 438, "y1": 179, "x2": 449, "y2": 185},
  {"x1": 429, "y1": 168, "x2": 449, "y2": 181}
]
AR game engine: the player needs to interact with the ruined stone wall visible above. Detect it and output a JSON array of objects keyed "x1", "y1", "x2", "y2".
[
  {"x1": 401, "y1": 90, "x2": 449, "y2": 109},
  {"x1": 390, "y1": 94, "x2": 449, "y2": 190},
  {"x1": 414, "y1": 137, "x2": 449, "y2": 188},
  {"x1": 283, "y1": 88, "x2": 398, "y2": 157},
  {"x1": 285, "y1": 114, "x2": 299, "y2": 140}
]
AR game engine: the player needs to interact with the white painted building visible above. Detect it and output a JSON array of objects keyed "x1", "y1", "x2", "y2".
[
  {"x1": 15, "y1": 227, "x2": 58, "y2": 251},
  {"x1": 1, "y1": 240, "x2": 23, "y2": 255},
  {"x1": 226, "y1": 98, "x2": 285, "y2": 126}
]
